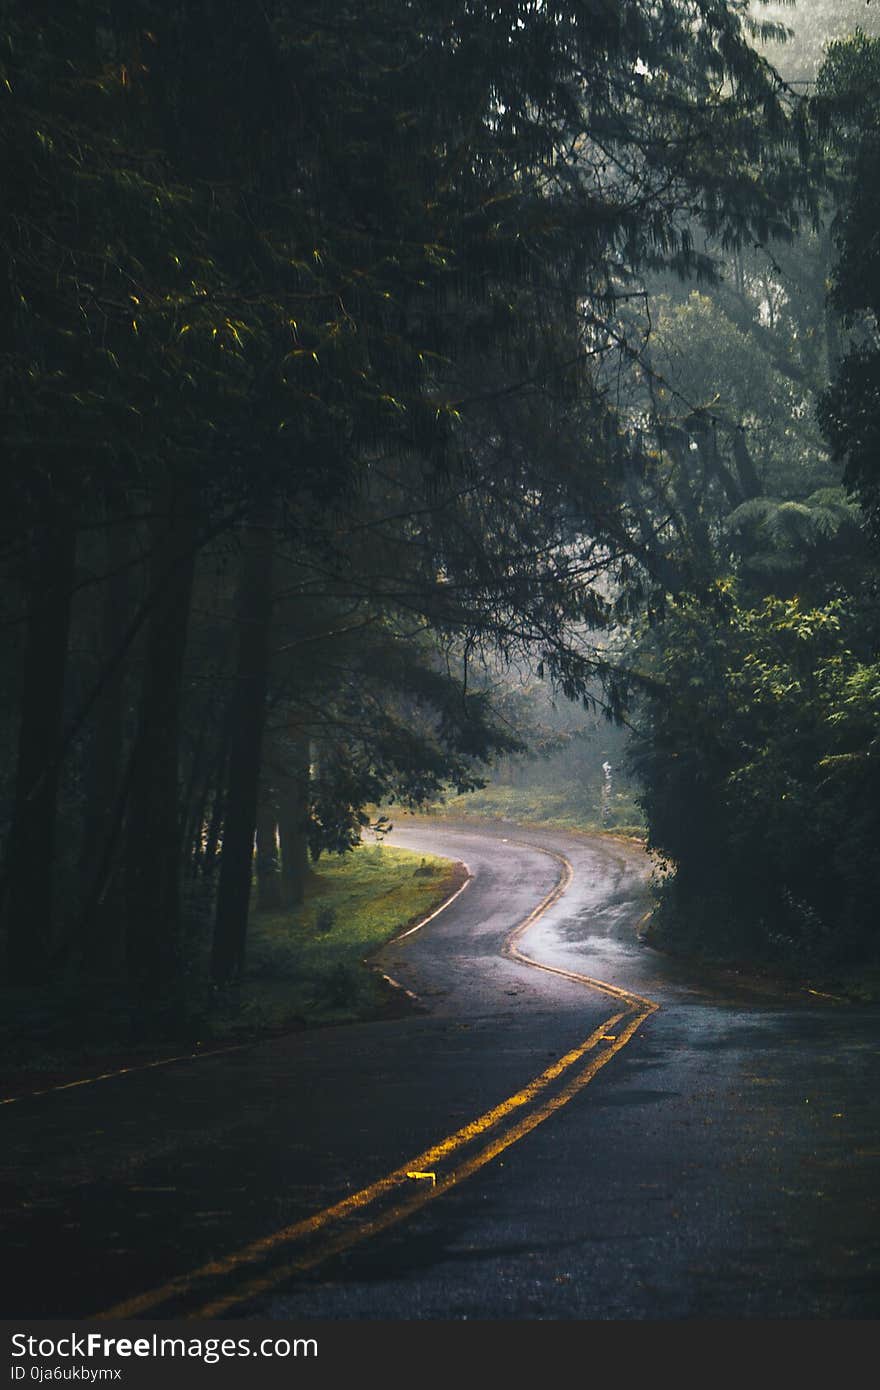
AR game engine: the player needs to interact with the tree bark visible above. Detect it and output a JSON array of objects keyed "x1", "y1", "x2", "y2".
[
  {"x1": 123, "y1": 486, "x2": 197, "y2": 997},
  {"x1": 255, "y1": 784, "x2": 282, "y2": 912},
  {"x1": 278, "y1": 736, "x2": 311, "y2": 909},
  {"x1": 180, "y1": 718, "x2": 212, "y2": 878},
  {"x1": 3, "y1": 511, "x2": 76, "y2": 984},
  {"x1": 211, "y1": 515, "x2": 274, "y2": 982},
  {"x1": 200, "y1": 744, "x2": 228, "y2": 878},
  {"x1": 729, "y1": 427, "x2": 762, "y2": 502},
  {"x1": 78, "y1": 518, "x2": 132, "y2": 970}
]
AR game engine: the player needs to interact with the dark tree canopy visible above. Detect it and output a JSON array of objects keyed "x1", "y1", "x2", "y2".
[{"x1": 3, "y1": 0, "x2": 873, "y2": 998}]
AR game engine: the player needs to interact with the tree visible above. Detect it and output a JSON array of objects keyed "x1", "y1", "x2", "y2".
[
  {"x1": 0, "y1": 0, "x2": 823, "y2": 995},
  {"x1": 611, "y1": 23, "x2": 880, "y2": 972},
  {"x1": 630, "y1": 587, "x2": 880, "y2": 965},
  {"x1": 755, "y1": 2, "x2": 880, "y2": 86},
  {"x1": 816, "y1": 32, "x2": 880, "y2": 539}
]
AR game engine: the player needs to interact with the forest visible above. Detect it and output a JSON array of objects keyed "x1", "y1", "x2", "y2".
[{"x1": 3, "y1": 0, "x2": 880, "y2": 1043}]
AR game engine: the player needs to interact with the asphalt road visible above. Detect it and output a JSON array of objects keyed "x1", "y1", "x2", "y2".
[
  {"x1": 2, "y1": 820, "x2": 879, "y2": 1319},
  {"x1": 261, "y1": 820, "x2": 880, "y2": 1319}
]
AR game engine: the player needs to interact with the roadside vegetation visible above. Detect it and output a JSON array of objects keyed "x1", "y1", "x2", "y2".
[
  {"x1": 0, "y1": 845, "x2": 457, "y2": 1095},
  {"x1": 4, "y1": 0, "x2": 880, "y2": 1054},
  {"x1": 234, "y1": 844, "x2": 457, "y2": 1029},
  {"x1": 617, "y1": 22, "x2": 880, "y2": 986},
  {"x1": 424, "y1": 698, "x2": 645, "y2": 837},
  {"x1": 432, "y1": 784, "x2": 644, "y2": 839}
]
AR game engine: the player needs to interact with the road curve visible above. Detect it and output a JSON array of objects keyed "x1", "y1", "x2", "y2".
[
  {"x1": 93, "y1": 824, "x2": 658, "y2": 1319},
  {"x1": 2, "y1": 820, "x2": 879, "y2": 1319},
  {"x1": 264, "y1": 819, "x2": 880, "y2": 1319}
]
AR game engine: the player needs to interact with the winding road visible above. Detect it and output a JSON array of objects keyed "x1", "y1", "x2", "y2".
[{"x1": 2, "y1": 820, "x2": 879, "y2": 1318}]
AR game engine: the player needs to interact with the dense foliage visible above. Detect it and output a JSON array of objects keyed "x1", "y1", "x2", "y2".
[
  {"x1": 2, "y1": 0, "x2": 879, "y2": 1009},
  {"x1": 622, "y1": 21, "x2": 880, "y2": 973}
]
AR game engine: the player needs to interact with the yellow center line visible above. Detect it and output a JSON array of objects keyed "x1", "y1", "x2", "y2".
[
  {"x1": 503, "y1": 841, "x2": 654, "y2": 1012},
  {"x1": 98, "y1": 1009, "x2": 626, "y2": 1319},
  {"x1": 193, "y1": 1005, "x2": 654, "y2": 1319},
  {"x1": 98, "y1": 838, "x2": 658, "y2": 1320}
]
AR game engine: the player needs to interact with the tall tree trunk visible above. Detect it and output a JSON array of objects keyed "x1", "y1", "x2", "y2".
[
  {"x1": 255, "y1": 785, "x2": 281, "y2": 913},
  {"x1": 181, "y1": 634, "x2": 236, "y2": 877},
  {"x1": 78, "y1": 518, "x2": 132, "y2": 971},
  {"x1": 278, "y1": 736, "x2": 311, "y2": 909},
  {"x1": 180, "y1": 718, "x2": 212, "y2": 878},
  {"x1": 184, "y1": 699, "x2": 235, "y2": 878},
  {"x1": 729, "y1": 427, "x2": 762, "y2": 502},
  {"x1": 3, "y1": 511, "x2": 76, "y2": 984},
  {"x1": 123, "y1": 486, "x2": 197, "y2": 997},
  {"x1": 692, "y1": 429, "x2": 743, "y2": 510},
  {"x1": 201, "y1": 744, "x2": 228, "y2": 878},
  {"x1": 211, "y1": 515, "x2": 274, "y2": 983}
]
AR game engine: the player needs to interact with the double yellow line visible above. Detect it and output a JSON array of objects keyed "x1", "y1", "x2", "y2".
[{"x1": 100, "y1": 842, "x2": 657, "y2": 1319}]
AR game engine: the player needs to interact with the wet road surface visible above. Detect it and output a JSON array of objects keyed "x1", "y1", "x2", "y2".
[{"x1": 2, "y1": 821, "x2": 878, "y2": 1318}]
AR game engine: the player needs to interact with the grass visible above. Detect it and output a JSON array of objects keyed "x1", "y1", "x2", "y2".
[
  {"x1": 422, "y1": 782, "x2": 646, "y2": 839},
  {"x1": 221, "y1": 843, "x2": 459, "y2": 1032},
  {"x1": 0, "y1": 843, "x2": 459, "y2": 1096}
]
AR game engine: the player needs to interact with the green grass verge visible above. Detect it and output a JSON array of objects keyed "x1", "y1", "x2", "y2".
[
  {"x1": 0, "y1": 843, "x2": 459, "y2": 1095},
  {"x1": 423, "y1": 783, "x2": 646, "y2": 839},
  {"x1": 223, "y1": 843, "x2": 458, "y2": 1032}
]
